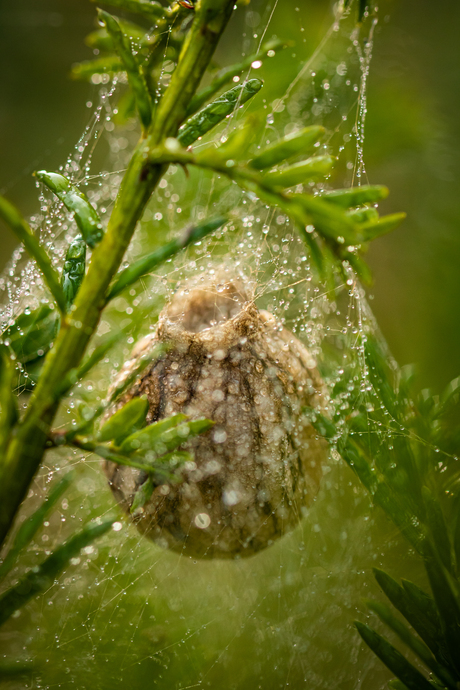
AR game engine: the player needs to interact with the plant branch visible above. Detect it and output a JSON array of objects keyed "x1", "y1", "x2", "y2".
[{"x1": 0, "y1": 0, "x2": 236, "y2": 549}]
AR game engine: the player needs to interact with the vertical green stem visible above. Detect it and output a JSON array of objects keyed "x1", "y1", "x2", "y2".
[{"x1": 0, "y1": 0, "x2": 236, "y2": 548}]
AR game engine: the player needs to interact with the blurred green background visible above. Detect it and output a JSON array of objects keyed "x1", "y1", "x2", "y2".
[{"x1": 0, "y1": 0, "x2": 459, "y2": 392}]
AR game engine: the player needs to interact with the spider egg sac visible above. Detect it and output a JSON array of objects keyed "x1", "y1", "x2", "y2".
[{"x1": 104, "y1": 280, "x2": 328, "y2": 559}]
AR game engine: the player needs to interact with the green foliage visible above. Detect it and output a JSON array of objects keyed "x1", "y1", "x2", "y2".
[
  {"x1": 35, "y1": 171, "x2": 103, "y2": 248},
  {"x1": 0, "y1": 346, "x2": 18, "y2": 457},
  {"x1": 97, "y1": 9, "x2": 152, "y2": 130},
  {"x1": 312, "y1": 331, "x2": 460, "y2": 688},
  {"x1": 62, "y1": 235, "x2": 86, "y2": 312},
  {"x1": 106, "y1": 216, "x2": 227, "y2": 301},
  {"x1": 91, "y1": 0, "x2": 169, "y2": 21},
  {"x1": 0, "y1": 0, "x2": 412, "y2": 681},
  {"x1": 186, "y1": 38, "x2": 285, "y2": 116},
  {"x1": 0, "y1": 514, "x2": 115, "y2": 628},
  {"x1": 1, "y1": 305, "x2": 60, "y2": 391},
  {"x1": 248, "y1": 125, "x2": 325, "y2": 170},
  {"x1": 97, "y1": 396, "x2": 149, "y2": 444},
  {"x1": 0, "y1": 470, "x2": 115, "y2": 678},
  {"x1": 0, "y1": 472, "x2": 74, "y2": 580},
  {"x1": 0, "y1": 197, "x2": 66, "y2": 313},
  {"x1": 177, "y1": 79, "x2": 264, "y2": 147}
]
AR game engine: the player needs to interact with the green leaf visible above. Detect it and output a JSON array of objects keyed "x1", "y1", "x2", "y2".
[
  {"x1": 0, "y1": 346, "x2": 18, "y2": 457},
  {"x1": 321, "y1": 185, "x2": 389, "y2": 208},
  {"x1": 366, "y1": 600, "x2": 457, "y2": 689},
  {"x1": 344, "y1": 251, "x2": 373, "y2": 284},
  {"x1": 107, "y1": 216, "x2": 227, "y2": 301},
  {"x1": 107, "y1": 342, "x2": 167, "y2": 405},
  {"x1": 119, "y1": 413, "x2": 188, "y2": 453},
  {"x1": 357, "y1": 213, "x2": 406, "y2": 242},
  {"x1": 0, "y1": 517, "x2": 115, "y2": 628},
  {"x1": 373, "y1": 569, "x2": 447, "y2": 664},
  {"x1": 61, "y1": 235, "x2": 86, "y2": 312},
  {"x1": 186, "y1": 38, "x2": 285, "y2": 116},
  {"x1": 337, "y1": 436, "x2": 379, "y2": 493},
  {"x1": 119, "y1": 416, "x2": 214, "y2": 459},
  {"x1": 97, "y1": 10, "x2": 152, "y2": 130},
  {"x1": 34, "y1": 171, "x2": 103, "y2": 248},
  {"x1": 249, "y1": 126, "x2": 325, "y2": 170},
  {"x1": 0, "y1": 196, "x2": 66, "y2": 313},
  {"x1": 85, "y1": 19, "x2": 146, "y2": 51},
  {"x1": 130, "y1": 476, "x2": 154, "y2": 514},
  {"x1": 337, "y1": 437, "x2": 426, "y2": 552},
  {"x1": 346, "y1": 206, "x2": 379, "y2": 223},
  {"x1": 177, "y1": 79, "x2": 263, "y2": 148},
  {"x1": 58, "y1": 330, "x2": 125, "y2": 399},
  {"x1": 262, "y1": 156, "x2": 335, "y2": 189},
  {"x1": 421, "y1": 486, "x2": 453, "y2": 573},
  {"x1": 291, "y1": 192, "x2": 358, "y2": 244},
  {"x1": 152, "y1": 419, "x2": 214, "y2": 455},
  {"x1": 308, "y1": 410, "x2": 338, "y2": 440},
  {"x1": 424, "y1": 544, "x2": 460, "y2": 674},
  {"x1": 401, "y1": 580, "x2": 440, "y2": 633},
  {"x1": 1, "y1": 305, "x2": 59, "y2": 366},
  {"x1": 98, "y1": 396, "x2": 149, "y2": 444},
  {"x1": 364, "y1": 336, "x2": 399, "y2": 418},
  {"x1": 297, "y1": 227, "x2": 325, "y2": 277},
  {"x1": 206, "y1": 113, "x2": 262, "y2": 163},
  {"x1": 355, "y1": 622, "x2": 435, "y2": 690},
  {"x1": 0, "y1": 472, "x2": 74, "y2": 581},
  {"x1": 90, "y1": 0, "x2": 168, "y2": 21},
  {"x1": 374, "y1": 483, "x2": 426, "y2": 554},
  {"x1": 70, "y1": 55, "x2": 124, "y2": 81},
  {"x1": 0, "y1": 663, "x2": 34, "y2": 680}
]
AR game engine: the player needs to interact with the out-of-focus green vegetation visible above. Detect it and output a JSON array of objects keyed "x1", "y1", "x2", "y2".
[{"x1": 1, "y1": 0, "x2": 458, "y2": 390}]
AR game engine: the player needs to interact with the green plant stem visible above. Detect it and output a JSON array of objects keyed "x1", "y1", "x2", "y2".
[{"x1": 0, "y1": 0, "x2": 236, "y2": 549}]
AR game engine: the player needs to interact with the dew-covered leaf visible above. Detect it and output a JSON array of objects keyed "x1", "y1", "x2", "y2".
[
  {"x1": 61, "y1": 235, "x2": 86, "y2": 312},
  {"x1": 70, "y1": 55, "x2": 124, "y2": 81},
  {"x1": 85, "y1": 18, "x2": 146, "y2": 52},
  {"x1": 97, "y1": 10, "x2": 152, "y2": 130},
  {"x1": 119, "y1": 414, "x2": 188, "y2": 454},
  {"x1": 0, "y1": 196, "x2": 66, "y2": 312},
  {"x1": 98, "y1": 396, "x2": 149, "y2": 444},
  {"x1": 249, "y1": 126, "x2": 325, "y2": 170},
  {"x1": 90, "y1": 0, "x2": 168, "y2": 21},
  {"x1": 345, "y1": 206, "x2": 379, "y2": 223},
  {"x1": 321, "y1": 185, "x2": 389, "y2": 208},
  {"x1": 422, "y1": 486, "x2": 452, "y2": 573},
  {"x1": 1, "y1": 305, "x2": 59, "y2": 365},
  {"x1": 35, "y1": 171, "x2": 103, "y2": 248},
  {"x1": 177, "y1": 79, "x2": 263, "y2": 148},
  {"x1": 357, "y1": 213, "x2": 406, "y2": 242},
  {"x1": 0, "y1": 346, "x2": 18, "y2": 457},
  {"x1": 262, "y1": 156, "x2": 334, "y2": 189},
  {"x1": 107, "y1": 216, "x2": 227, "y2": 301}
]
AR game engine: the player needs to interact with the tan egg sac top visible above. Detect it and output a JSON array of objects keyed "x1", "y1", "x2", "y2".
[{"x1": 105, "y1": 279, "x2": 328, "y2": 559}]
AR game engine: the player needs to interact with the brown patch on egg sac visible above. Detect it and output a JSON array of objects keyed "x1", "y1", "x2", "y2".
[{"x1": 104, "y1": 280, "x2": 328, "y2": 559}]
